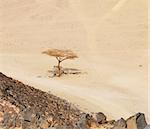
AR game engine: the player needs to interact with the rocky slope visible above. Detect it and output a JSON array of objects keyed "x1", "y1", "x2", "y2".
[{"x1": 0, "y1": 72, "x2": 149, "y2": 129}]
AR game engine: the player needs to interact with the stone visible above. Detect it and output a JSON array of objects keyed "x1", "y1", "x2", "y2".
[
  {"x1": 145, "y1": 125, "x2": 150, "y2": 129},
  {"x1": 40, "y1": 119, "x2": 49, "y2": 128},
  {"x1": 112, "y1": 118, "x2": 127, "y2": 129},
  {"x1": 136, "y1": 113, "x2": 147, "y2": 129},
  {"x1": 126, "y1": 113, "x2": 147, "y2": 129},
  {"x1": 23, "y1": 109, "x2": 33, "y2": 122},
  {"x1": 76, "y1": 113, "x2": 93, "y2": 129},
  {"x1": 95, "y1": 112, "x2": 107, "y2": 124}
]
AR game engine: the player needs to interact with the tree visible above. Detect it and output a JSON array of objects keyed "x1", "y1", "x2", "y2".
[{"x1": 42, "y1": 49, "x2": 78, "y2": 77}]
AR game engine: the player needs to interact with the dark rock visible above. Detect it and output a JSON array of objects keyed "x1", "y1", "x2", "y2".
[
  {"x1": 112, "y1": 118, "x2": 127, "y2": 129},
  {"x1": 95, "y1": 112, "x2": 107, "y2": 124},
  {"x1": 76, "y1": 113, "x2": 93, "y2": 129},
  {"x1": 145, "y1": 125, "x2": 150, "y2": 129},
  {"x1": 136, "y1": 113, "x2": 147, "y2": 129},
  {"x1": 126, "y1": 113, "x2": 147, "y2": 129},
  {"x1": 22, "y1": 108, "x2": 33, "y2": 122}
]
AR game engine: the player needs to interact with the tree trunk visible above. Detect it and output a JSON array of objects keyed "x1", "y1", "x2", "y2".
[{"x1": 57, "y1": 60, "x2": 61, "y2": 77}]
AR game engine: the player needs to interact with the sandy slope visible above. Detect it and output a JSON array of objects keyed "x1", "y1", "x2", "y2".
[{"x1": 0, "y1": 0, "x2": 149, "y2": 121}]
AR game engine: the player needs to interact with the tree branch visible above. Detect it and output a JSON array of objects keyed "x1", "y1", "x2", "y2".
[
  {"x1": 60, "y1": 57, "x2": 68, "y2": 62},
  {"x1": 56, "y1": 57, "x2": 61, "y2": 62}
]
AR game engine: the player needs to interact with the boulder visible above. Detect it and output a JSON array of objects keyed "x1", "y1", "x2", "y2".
[
  {"x1": 126, "y1": 113, "x2": 147, "y2": 129},
  {"x1": 112, "y1": 118, "x2": 127, "y2": 129},
  {"x1": 95, "y1": 112, "x2": 107, "y2": 124},
  {"x1": 76, "y1": 113, "x2": 94, "y2": 129}
]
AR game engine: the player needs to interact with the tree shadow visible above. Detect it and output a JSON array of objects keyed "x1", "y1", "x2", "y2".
[{"x1": 48, "y1": 66, "x2": 84, "y2": 78}]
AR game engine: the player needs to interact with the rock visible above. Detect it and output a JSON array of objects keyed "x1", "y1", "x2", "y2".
[
  {"x1": 107, "y1": 120, "x2": 116, "y2": 125},
  {"x1": 0, "y1": 112, "x2": 3, "y2": 122},
  {"x1": 136, "y1": 113, "x2": 147, "y2": 129},
  {"x1": 76, "y1": 113, "x2": 94, "y2": 129},
  {"x1": 40, "y1": 119, "x2": 49, "y2": 128},
  {"x1": 145, "y1": 125, "x2": 150, "y2": 129},
  {"x1": 112, "y1": 118, "x2": 127, "y2": 129},
  {"x1": 95, "y1": 112, "x2": 107, "y2": 124},
  {"x1": 54, "y1": 125, "x2": 74, "y2": 129},
  {"x1": 22, "y1": 108, "x2": 33, "y2": 122},
  {"x1": 126, "y1": 113, "x2": 147, "y2": 129}
]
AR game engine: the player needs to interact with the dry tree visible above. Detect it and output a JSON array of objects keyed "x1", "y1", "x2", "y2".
[{"x1": 42, "y1": 49, "x2": 78, "y2": 77}]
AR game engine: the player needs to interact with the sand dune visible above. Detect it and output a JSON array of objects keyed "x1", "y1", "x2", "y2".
[{"x1": 0, "y1": 0, "x2": 149, "y2": 121}]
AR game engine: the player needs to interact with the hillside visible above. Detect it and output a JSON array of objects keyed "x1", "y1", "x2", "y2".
[
  {"x1": 0, "y1": 72, "x2": 149, "y2": 129},
  {"x1": 0, "y1": 73, "x2": 147, "y2": 129},
  {"x1": 0, "y1": 72, "x2": 84, "y2": 128}
]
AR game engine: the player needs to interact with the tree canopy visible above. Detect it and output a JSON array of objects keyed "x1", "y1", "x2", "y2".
[{"x1": 42, "y1": 49, "x2": 78, "y2": 61}]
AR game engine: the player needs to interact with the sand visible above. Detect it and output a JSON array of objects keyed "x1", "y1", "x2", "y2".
[{"x1": 0, "y1": 0, "x2": 149, "y2": 121}]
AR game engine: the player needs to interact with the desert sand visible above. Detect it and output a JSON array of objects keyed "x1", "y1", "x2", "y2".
[{"x1": 0, "y1": 0, "x2": 149, "y2": 121}]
